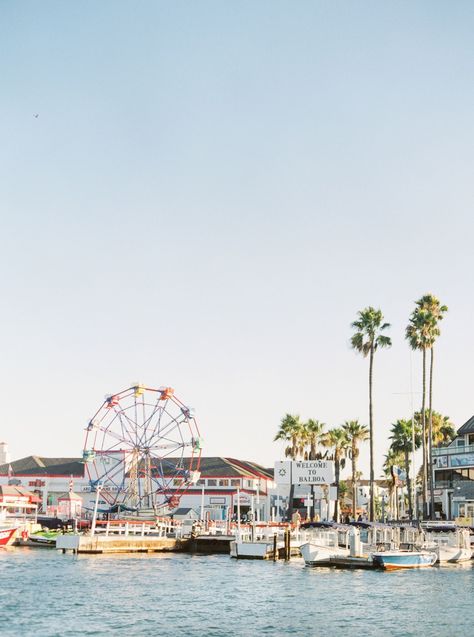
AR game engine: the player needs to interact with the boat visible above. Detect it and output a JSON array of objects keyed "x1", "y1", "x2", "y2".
[
  {"x1": 421, "y1": 525, "x2": 472, "y2": 563},
  {"x1": 371, "y1": 550, "x2": 437, "y2": 570},
  {"x1": 230, "y1": 524, "x2": 302, "y2": 559},
  {"x1": 0, "y1": 527, "x2": 18, "y2": 547},
  {"x1": 299, "y1": 528, "x2": 350, "y2": 565},
  {"x1": 28, "y1": 530, "x2": 62, "y2": 547}
]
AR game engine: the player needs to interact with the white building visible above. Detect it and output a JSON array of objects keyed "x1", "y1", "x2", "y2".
[{"x1": 0, "y1": 455, "x2": 275, "y2": 521}]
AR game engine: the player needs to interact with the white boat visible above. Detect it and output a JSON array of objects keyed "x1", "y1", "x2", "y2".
[
  {"x1": 421, "y1": 526, "x2": 472, "y2": 563},
  {"x1": 230, "y1": 525, "x2": 302, "y2": 559},
  {"x1": 299, "y1": 529, "x2": 350, "y2": 565},
  {"x1": 230, "y1": 539, "x2": 280, "y2": 559}
]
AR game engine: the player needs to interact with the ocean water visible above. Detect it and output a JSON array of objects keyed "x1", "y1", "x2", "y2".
[{"x1": 1, "y1": 548, "x2": 472, "y2": 637}]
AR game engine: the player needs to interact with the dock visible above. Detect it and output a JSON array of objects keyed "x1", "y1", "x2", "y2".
[
  {"x1": 188, "y1": 534, "x2": 234, "y2": 554},
  {"x1": 56, "y1": 533, "x2": 189, "y2": 554}
]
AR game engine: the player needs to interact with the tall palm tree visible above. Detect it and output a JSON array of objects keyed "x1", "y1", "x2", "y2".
[
  {"x1": 416, "y1": 295, "x2": 448, "y2": 520},
  {"x1": 321, "y1": 428, "x2": 349, "y2": 522},
  {"x1": 406, "y1": 306, "x2": 432, "y2": 518},
  {"x1": 351, "y1": 307, "x2": 392, "y2": 521},
  {"x1": 274, "y1": 414, "x2": 304, "y2": 520},
  {"x1": 342, "y1": 420, "x2": 369, "y2": 520},
  {"x1": 389, "y1": 419, "x2": 422, "y2": 520},
  {"x1": 407, "y1": 295, "x2": 447, "y2": 519},
  {"x1": 302, "y1": 419, "x2": 326, "y2": 521}
]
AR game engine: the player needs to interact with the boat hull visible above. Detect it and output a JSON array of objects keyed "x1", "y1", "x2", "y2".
[
  {"x1": 0, "y1": 527, "x2": 18, "y2": 547},
  {"x1": 300, "y1": 541, "x2": 349, "y2": 566},
  {"x1": 372, "y1": 551, "x2": 437, "y2": 570}
]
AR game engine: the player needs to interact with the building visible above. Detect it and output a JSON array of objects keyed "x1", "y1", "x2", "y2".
[
  {"x1": 0, "y1": 455, "x2": 274, "y2": 521},
  {"x1": 0, "y1": 455, "x2": 84, "y2": 514},
  {"x1": 433, "y1": 414, "x2": 474, "y2": 521}
]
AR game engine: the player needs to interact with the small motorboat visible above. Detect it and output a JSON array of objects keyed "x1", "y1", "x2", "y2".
[{"x1": 371, "y1": 550, "x2": 437, "y2": 570}]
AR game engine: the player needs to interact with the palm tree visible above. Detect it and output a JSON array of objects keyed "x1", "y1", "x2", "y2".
[
  {"x1": 274, "y1": 414, "x2": 304, "y2": 520},
  {"x1": 416, "y1": 295, "x2": 448, "y2": 520},
  {"x1": 301, "y1": 419, "x2": 326, "y2": 521},
  {"x1": 430, "y1": 412, "x2": 456, "y2": 447},
  {"x1": 389, "y1": 419, "x2": 422, "y2": 520},
  {"x1": 302, "y1": 419, "x2": 326, "y2": 461},
  {"x1": 338, "y1": 480, "x2": 349, "y2": 516},
  {"x1": 321, "y1": 428, "x2": 349, "y2": 522},
  {"x1": 407, "y1": 294, "x2": 447, "y2": 519},
  {"x1": 406, "y1": 306, "x2": 432, "y2": 518},
  {"x1": 413, "y1": 411, "x2": 456, "y2": 447},
  {"x1": 342, "y1": 420, "x2": 369, "y2": 520},
  {"x1": 351, "y1": 307, "x2": 392, "y2": 521},
  {"x1": 383, "y1": 448, "x2": 405, "y2": 520}
]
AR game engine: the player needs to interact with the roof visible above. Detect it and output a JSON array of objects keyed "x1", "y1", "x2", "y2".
[
  {"x1": 152, "y1": 457, "x2": 274, "y2": 479},
  {"x1": 457, "y1": 415, "x2": 474, "y2": 435},
  {"x1": 0, "y1": 456, "x2": 84, "y2": 477},
  {"x1": 57, "y1": 491, "x2": 82, "y2": 501},
  {"x1": 172, "y1": 507, "x2": 198, "y2": 516},
  {"x1": 0, "y1": 455, "x2": 273, "y2": 480},
  {"x1": 0, "y1": 484, "x2": 40, "y2": 502}
]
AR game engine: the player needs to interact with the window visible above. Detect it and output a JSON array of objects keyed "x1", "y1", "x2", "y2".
[
  {"x1": 231, "y1": 479, "x2": 240, "y2": 487},
  {"x1": 457, "y1": 438, "x2": 466, "y2": 447},
  {"x1": 196, "y1": 479, "x2": 205, "y2": 486},
  {"x1": 219, "y1": 479, "x2": 229, "y2": 487},
  {"x1": 173, "y1": 478, "x2": 184, "y2": 486},
  {"x1": 207, "y1": 479, "x2": 217, "y2": 487},
  {"x1": 469, "y1": 434, "x2": 474, "y2": 446}
]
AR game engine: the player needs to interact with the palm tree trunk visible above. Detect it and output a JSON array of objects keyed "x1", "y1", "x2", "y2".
[
  {"x1": 428, "y1": 346, "x2": 435, "y2": 520},
  {"x1": 405, "y1": 448, "x2": 412, "y2": 520},
  {"x1": 369, "y1": 346, "x2": 375, "y2": 522},
  {"x1": 421, "y1": 348, "x2": 428, "y2": 519},
  {"x1": 333, "y1": 455, "x2": 340, "y2": 522},
  {"x1": 352, "y1": 444, "x2": 357, "y2": 520}
]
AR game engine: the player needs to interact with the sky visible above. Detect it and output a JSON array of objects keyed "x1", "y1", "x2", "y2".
[{"x1": 1, "y1": 1, "x2": 474, "y2": 480}]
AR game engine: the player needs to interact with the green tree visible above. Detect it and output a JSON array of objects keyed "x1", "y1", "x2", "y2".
[
  {"x1": 302, "y1": 419, "x2": 326, "y2": 521},
  {"x1": 342, "y1": 420, "x2": 369, "y2": 520},
  {"x1": 351, "y1": 307, "x2": 392, "y2": 521},
  {"x1": 321, "y1": 428, "x2": 349, "y2": 522},
  {"x1": 274, "y1": 414, "x2": 304, "y2": 520},
  {"x1": 406, "y1": 294, "x2": 448, "y2": 519},
  {"x1": 302, "y1": 419, "x2": 326, "y2": 461},
  {"x1": 413, "y1": 410, "x2": 456, "y2": 447},
  {"x1": 389, "y1": 419, "x2": 422, "y2": 520},
  {"x1": 383, "y1": 448, "x2": 405, "y2": 520},
  {"x1": 416, "y1": 295, "x2": 448, "y2": 520}
]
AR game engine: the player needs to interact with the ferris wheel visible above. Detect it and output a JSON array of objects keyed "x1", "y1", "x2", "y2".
[{"x1": 82, "y1": 384, "x2": 202, "y2": 511}]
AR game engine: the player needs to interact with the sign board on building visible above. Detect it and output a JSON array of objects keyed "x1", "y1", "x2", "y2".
[{"x1": 274, "y1": 460, "x2": 335, "y2": 485}]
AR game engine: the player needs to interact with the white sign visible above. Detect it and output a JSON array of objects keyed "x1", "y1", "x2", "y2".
[
  {"x1": 274, "y1": 461, "x2": 292, "y2": 484},
  {"x1": 292, "y1": 460, "x2": 335, "y2": 485},
  {"x1": 274, "y1": 460, "x2": 335, "y2": 485}
]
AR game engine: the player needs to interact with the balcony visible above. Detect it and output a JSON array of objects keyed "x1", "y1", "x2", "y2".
[{"x1": 432, "y1": 444, "x2": 474, "y2": 457}]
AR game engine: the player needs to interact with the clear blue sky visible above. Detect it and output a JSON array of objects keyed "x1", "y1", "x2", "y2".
[{"x1": 1, "y1": 1, "x2": 473, "y2": 478}]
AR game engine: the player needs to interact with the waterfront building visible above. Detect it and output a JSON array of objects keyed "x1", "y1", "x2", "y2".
[
  {"x1": 0, "y1": 453, "x2": 274, "y2": 521},
  {"x1": 433, "y1": 415, "x2": 474, "y2": 521}
]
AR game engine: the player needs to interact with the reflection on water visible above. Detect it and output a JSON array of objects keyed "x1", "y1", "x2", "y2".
[{"x1": 1, "y1": 548, "x2": 473, "y2": 636}]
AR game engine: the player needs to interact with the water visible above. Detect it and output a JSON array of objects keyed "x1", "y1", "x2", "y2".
[{"x1": 1, "y1": 548, "x2": 473, "y2": 636}]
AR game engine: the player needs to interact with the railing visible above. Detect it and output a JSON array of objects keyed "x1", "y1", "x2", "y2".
[
  {"x1": 94, "y1": 518, "x2": 178, "y2": 538},
  {"x1": 432, "y1": 444, "x2": 474, "y2": 456}
]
